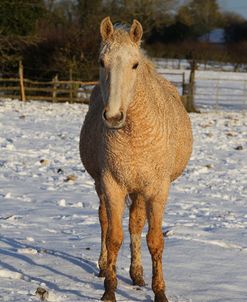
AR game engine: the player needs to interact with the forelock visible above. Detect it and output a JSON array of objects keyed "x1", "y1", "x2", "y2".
[
  {"x1": 100, "y1": 22, "x2": 137, "y2": 51},
  {"x1": 113, "y1": 23, "x2": 130, "y2": 32}
]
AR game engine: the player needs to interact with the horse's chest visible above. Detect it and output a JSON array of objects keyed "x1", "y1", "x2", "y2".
[{"x1": 104, "y1": 139, "x2": 168, "y2": 191}]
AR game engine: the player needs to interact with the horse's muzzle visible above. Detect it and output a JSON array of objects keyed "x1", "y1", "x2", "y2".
[{"x1": 102, "y1": 110, "x2": 125, "y2": 129}]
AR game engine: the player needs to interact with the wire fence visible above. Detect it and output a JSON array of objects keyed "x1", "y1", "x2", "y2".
[
  {"x1": 195, "y1": 78, "x2": 247, "y2": 109},
  {"x1": 162, "y1": 71, "x2": 247, "y2": 110}
]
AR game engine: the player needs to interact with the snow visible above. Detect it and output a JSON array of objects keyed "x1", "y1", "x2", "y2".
[{"x1": 0, "y1": 99, "x2": 246, "y2": 302}]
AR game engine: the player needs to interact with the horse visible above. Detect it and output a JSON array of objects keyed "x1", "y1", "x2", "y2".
[{"x1": 79, "y1": 17, "x2": 193, "y2": 302}]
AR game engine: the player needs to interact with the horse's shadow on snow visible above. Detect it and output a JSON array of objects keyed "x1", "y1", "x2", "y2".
[{"x1": 0, "y1": 236, "x2": 150, "y2": 301}]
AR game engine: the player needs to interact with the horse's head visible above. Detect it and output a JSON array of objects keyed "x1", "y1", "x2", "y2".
[{"x1": 99, "y1": 17, "x2": 143, "y2": 129}]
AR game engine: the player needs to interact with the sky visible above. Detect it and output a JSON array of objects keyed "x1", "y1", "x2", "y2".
[{"x1": 218, "y1": 0, "x2": 247, "y2": 19}]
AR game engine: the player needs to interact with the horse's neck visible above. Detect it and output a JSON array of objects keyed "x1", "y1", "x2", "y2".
[{"x1": 125, "y1": 65, "x2": 164, "y2": 136}]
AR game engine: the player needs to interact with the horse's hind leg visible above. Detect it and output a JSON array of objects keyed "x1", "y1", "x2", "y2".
[
  {"x1": 96, "y1": 183, "x2": 108, "y2": 277},
  {"x1": 129, "y1": 193, "x2": 146, "y2": 286}
]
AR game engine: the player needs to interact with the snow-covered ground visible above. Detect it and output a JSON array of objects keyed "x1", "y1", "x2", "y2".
[{"x1": 0, "y1": 99, "x2": 246, "y2": 302}]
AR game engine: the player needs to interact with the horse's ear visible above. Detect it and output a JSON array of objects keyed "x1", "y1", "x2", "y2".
[
  {"x1": 130, "y1": 19, "x2": 143, "y2": 44},
  {"x1": 100, "y1": 16, "x2": 114, "y2": 42}
]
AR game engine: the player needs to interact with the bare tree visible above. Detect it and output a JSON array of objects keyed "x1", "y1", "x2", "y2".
[{"x1": 177, "y1": 0, "x2": 223, "y2": 37}]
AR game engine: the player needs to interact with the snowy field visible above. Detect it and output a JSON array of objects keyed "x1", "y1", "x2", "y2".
[{"x1": 0, "y1": 99, "x2": 246, "y2": 302}]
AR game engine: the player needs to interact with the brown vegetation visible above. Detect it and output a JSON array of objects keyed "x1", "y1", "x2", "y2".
[{"x1": 1, "y1": 0, "x2": 247, "y2": 81}]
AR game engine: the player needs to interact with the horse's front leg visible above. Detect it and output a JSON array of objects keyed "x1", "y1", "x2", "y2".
[
  {"x1": 101, "y1": 175, "x2": 126, "y2": 302},
  {"x1": 129, "y1": 193, "x2": 146, "y2": 286},
  {"x1": 146, "y1": 182, "x2": 170, "y2": 302},
  {"x1": 98, "y1": 195, "x2": 108, "y2": 277},
  {"x1": 95, "y1": 183, "x2": 108, "y2": 277}
]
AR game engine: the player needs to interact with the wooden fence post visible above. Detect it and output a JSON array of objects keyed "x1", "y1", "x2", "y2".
[
  {"x1": 187, "y1": 60, "x2": 200, "y2": 113},
  {"x1": 69, "y1": 67, "x2": 73, "y2": 102},
  {"x1": 182, "y1": 72, "x2": 186, "y2": 96},
  {"x1": 19, "y1": 60, "x2": 26, "y2": 101},
  {"x1": 52, "y1": 74, "x2": 58, "y2": 102}
]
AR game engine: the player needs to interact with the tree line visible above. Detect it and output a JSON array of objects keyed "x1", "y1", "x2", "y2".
[{"x1": 1, "y1": 0, "x2": 247, "y2": 81}]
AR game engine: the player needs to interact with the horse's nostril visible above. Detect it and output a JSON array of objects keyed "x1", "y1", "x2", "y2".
[
  {"x1": 103, "y1": 110, "x2": 108, "y2": 121},
  {"x1": 102, "y1": 110, "x2": 125, "y2": 128},
  {"x1": 103, "y1": 110, "x2": 124, "y2": 122},
  {"x1": 117, "y1": 111, "x2": 124, "y2": 122}
]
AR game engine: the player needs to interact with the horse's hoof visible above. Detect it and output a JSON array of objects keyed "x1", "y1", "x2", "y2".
[
  {"x1": 132, "y1": 276, "x2": 145, "y2": 287},
  {"x1": 101, "y1": 291, "x2": 116, "y2": 301},
  {"x1": 98, "y1": 269, "x2": 107, "y2": 278},
  {"x1": 130, "y1": 266, "x2": 145, "y2": 286},
  {"x1": 154, "y1": 291, "x2": 169, "y2": 302}
]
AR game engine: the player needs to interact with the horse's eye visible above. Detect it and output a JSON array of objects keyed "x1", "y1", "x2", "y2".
[
  {"x1": 100, "y1": 59, "x2": 105, "y2": 68},
  {"x1": 132, "y1": 62, "x2": 139, "y2": 69}
]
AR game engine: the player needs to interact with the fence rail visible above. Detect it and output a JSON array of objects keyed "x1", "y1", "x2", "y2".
[
  {"x1": 0, "y1": 78, "x2": 97, "y2": 104},
  {"x1": 0, "y1": 77, "x2": 187, "y2": 103},
  {"x1": 0, "y1": 61, "x2": 187, "y2": 104},
  {"x1": 1, "y1": 61, "x2": 246, "y2": 110},
  {"x1": 0, "y1": 61, "x2": 98, "y2": 103},
  {"x1": 0, "y1": 80, "x2": 97, "y2": 103}
]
